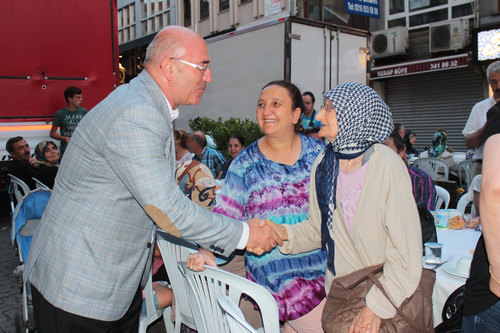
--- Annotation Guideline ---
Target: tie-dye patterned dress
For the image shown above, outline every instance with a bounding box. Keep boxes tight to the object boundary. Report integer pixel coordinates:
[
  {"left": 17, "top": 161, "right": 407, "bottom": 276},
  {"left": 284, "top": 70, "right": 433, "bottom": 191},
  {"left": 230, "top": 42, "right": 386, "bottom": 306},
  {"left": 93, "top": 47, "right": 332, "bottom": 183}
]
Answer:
[{"left": 213, "top": 134, "right": 327, "bottom": 321}]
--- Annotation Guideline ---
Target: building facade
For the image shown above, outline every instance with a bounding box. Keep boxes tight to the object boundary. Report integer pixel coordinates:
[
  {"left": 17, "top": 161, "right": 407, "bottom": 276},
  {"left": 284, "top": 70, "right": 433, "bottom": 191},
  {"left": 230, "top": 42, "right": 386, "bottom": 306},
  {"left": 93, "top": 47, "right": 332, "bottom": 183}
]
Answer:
[{"left": 368, "top": 0, "right": 500, "bottom": 152}]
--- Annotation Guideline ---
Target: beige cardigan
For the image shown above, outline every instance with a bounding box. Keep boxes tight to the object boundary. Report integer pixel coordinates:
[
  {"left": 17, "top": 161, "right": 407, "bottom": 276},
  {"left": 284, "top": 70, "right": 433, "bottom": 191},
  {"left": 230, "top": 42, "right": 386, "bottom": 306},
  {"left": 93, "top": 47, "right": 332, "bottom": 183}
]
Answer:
[{"left": 280, "top": 144, "right": 422, "bottom": 319}]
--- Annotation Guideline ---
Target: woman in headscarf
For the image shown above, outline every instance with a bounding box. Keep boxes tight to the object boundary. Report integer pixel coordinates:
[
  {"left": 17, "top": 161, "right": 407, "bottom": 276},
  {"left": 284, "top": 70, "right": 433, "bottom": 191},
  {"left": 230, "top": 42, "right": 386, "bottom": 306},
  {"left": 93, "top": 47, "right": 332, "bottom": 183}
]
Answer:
[
  {"left": 422, "top": 129, "right": 458, "bottom": 176},
  {"left": 34, "top": 140, "right": 60, "bottom": 189},
  {"left": 274, "top": 82, "right": 423, "bottom": 332},
  {"left": 404, "top": 130, "right": 419, "bottom": 156}
]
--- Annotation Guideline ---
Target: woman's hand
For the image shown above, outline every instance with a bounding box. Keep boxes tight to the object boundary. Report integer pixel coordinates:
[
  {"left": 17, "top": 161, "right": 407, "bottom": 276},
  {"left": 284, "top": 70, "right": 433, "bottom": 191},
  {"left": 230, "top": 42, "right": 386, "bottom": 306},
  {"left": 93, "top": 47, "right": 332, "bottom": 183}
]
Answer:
[
  {"left": 266, "top": 219, "right": 288, "bottom": 241},
  {"left": 186, "top": 247, "right": 216, "bottom": 271},
  {"left": 349, "top": 306, "right": 382, "bottom": 333}
]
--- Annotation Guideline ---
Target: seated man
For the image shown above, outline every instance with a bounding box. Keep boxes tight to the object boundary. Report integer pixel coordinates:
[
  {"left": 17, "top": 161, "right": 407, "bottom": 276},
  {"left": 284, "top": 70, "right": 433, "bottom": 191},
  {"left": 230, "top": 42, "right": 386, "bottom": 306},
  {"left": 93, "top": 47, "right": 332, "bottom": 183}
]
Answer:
[
  {"left": 385, "top": 132, "right": 437, "bottom": 211},
  {"left": 186, "top": 131, "right": 226, "bottom": 177},
  {"left": 6, "top": 136, "right": 38, "bottom": 190}
]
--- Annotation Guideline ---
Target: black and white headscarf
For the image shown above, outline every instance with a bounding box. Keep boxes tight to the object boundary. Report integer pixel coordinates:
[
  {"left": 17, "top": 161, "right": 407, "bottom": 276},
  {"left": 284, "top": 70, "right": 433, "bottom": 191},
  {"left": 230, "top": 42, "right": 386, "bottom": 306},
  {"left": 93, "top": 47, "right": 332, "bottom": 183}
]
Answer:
[{"left": 316, "top": 82, "right": 393, "bottom": 273}]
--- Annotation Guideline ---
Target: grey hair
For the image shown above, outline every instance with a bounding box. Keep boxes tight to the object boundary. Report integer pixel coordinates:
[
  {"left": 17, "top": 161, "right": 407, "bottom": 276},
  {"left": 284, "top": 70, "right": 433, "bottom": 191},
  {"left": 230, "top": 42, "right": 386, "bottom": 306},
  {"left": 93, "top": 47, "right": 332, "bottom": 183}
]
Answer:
[{"left": 487, "top": 61, "right": 500, "bottom": 81}]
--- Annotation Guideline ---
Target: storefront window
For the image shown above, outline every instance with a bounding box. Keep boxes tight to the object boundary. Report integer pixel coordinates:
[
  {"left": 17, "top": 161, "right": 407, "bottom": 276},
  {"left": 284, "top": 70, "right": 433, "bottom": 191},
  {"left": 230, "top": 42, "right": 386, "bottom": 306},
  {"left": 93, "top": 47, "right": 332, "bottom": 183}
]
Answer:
[{"left": 388, "top": 17, "right": 406, "bottom": 28}]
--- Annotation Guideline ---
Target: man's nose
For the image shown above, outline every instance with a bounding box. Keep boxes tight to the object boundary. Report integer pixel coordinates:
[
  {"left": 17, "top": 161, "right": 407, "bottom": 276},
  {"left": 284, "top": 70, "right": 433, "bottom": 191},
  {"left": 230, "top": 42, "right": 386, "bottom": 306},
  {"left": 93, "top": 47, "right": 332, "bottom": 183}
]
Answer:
[{"left": 203, "top": 68, "right": 213, "bottom": 82}]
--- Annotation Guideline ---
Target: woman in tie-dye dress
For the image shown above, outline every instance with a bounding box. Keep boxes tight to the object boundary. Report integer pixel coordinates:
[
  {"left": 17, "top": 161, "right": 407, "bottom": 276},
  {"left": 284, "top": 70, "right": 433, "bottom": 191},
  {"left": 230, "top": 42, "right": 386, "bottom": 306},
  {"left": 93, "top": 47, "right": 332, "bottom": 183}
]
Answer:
[{"left": 213, "top": 80, "right": 327, "bottom": 332}]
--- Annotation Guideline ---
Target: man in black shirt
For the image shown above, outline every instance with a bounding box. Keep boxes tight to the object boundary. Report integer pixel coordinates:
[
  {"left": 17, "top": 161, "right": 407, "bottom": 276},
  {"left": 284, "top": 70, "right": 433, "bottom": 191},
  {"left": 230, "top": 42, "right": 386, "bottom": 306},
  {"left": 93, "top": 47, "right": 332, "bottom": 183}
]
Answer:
[
  {"left": 6, "top": 136, "right": 37, "bottom": 190},
  {"left": 462, "top": 101, "right": 500, "bottom": 332}
]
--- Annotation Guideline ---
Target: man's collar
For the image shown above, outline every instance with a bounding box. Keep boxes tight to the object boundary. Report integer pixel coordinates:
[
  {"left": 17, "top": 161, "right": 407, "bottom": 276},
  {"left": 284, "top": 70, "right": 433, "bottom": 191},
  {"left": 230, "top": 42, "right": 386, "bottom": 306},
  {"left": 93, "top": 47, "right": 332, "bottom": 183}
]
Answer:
[{"left": 163, "top": 95, "right": 179, "bottom": 121}]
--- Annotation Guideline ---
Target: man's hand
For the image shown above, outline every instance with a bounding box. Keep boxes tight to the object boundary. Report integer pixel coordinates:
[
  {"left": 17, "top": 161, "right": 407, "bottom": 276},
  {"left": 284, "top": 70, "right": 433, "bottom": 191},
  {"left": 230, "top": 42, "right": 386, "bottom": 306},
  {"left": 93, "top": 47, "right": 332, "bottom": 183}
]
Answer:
[
  {"left": 349, "top": 306, "right": 381, "bottom": 333},
  {"left": 64, "top": 137, "right": 71, "bottom": 144},
  {"left": 246, "top": 218, "right": 283, "bottom": 255}
]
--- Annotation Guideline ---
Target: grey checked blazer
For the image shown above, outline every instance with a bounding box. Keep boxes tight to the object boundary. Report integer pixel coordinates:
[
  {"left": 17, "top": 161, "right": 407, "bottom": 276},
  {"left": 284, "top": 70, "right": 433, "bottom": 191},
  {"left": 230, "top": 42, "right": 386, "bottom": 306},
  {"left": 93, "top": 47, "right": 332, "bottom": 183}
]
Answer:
[{"left": 24, "top": 71, "right": 243, "bottom": 321}]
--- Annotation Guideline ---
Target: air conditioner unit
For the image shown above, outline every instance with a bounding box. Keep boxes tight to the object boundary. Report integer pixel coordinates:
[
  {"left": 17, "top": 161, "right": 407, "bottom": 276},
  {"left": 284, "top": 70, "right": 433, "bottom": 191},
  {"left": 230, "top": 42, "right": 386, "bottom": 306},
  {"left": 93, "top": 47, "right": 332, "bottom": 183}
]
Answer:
[
  {"left": 429, "top": 19, "right": 469, "bottom": 53},
  {"left": 370, "top": 26, "right": 409, "bottom": 58}
]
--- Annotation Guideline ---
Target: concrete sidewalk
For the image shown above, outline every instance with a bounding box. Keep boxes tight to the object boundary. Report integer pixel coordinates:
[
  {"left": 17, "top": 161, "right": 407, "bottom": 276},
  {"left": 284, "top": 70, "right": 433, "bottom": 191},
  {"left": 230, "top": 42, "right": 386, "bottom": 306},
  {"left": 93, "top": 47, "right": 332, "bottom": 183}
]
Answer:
[{"left": 0, "top": 213, "right": 21, "bottom": 333}]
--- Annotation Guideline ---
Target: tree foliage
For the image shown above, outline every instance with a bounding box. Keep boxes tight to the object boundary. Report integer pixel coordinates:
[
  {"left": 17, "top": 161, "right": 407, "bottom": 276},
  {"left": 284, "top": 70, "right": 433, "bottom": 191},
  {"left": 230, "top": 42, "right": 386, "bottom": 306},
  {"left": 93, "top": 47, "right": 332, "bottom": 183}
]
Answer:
[{"left": 188, "top": 117, "right": 263, "bottom": 158}]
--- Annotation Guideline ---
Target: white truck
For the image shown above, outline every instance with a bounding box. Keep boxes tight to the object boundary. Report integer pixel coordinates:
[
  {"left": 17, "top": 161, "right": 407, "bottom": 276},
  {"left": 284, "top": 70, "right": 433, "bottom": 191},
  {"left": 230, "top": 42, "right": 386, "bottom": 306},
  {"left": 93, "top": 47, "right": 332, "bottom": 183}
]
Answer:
[{"left": 175, "top": 16, "right": 369, "bottom": 129}]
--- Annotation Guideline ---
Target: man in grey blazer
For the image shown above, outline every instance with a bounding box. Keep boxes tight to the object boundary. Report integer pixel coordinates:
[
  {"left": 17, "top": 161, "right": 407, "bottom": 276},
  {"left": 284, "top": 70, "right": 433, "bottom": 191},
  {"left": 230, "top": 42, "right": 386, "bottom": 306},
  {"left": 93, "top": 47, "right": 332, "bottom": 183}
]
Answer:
[{"left": 24, "top": 26, "right": 281, "bottom": 332}]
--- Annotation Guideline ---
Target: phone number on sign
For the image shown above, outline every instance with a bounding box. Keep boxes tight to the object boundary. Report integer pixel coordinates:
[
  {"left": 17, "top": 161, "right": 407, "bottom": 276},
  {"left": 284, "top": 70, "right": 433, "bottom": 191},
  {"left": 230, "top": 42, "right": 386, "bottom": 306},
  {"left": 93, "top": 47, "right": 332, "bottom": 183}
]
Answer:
[{"left": 430, "top": 60, "right": 459, "bottom": 70}]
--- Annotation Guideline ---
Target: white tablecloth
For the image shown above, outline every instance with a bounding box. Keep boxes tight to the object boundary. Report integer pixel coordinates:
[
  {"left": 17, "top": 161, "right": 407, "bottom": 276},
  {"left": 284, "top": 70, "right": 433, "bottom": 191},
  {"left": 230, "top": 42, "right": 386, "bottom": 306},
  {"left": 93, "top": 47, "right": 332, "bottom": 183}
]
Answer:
[{"left": 430, "top": 228, "right": 482, "bottom": 326}]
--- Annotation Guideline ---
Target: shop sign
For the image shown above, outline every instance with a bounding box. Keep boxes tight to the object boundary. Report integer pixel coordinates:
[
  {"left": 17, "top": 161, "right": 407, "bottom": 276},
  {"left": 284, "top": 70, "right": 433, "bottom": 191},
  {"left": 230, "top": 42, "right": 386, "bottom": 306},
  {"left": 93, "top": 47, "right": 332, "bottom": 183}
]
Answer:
[
  {"left": 370, "top": 53, "right": 468, "bottom": 80},
  {"left": 345, "top": 0, "right": 380, "bottom": 18}
]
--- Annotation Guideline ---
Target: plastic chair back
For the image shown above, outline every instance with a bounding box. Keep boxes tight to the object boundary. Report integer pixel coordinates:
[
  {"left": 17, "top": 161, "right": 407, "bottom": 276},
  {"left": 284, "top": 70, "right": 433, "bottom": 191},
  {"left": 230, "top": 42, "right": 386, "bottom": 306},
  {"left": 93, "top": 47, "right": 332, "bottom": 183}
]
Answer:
[
  {"left": 218, "top": 295, "right": 258, "bottom": 333},
  {"left": 179, "top": 262, "right": 280, "bottom": 333},
  {"left": 8, "top": 174, "right": 30, "bottom": 203},
  {"left": 456, "top": 192, "right": 477, "bottom": 217},
  {"left": 156, "top": 231, "right": 198, "bottom": 332},
  {"left": 457, "top": 160, "right": 473, "bottom": 190},
  {"left": 413, "top": 158, "right": 449, "bottom": 180},
  {"left": 32, "top": 178, "right": 51, "bottom": 190},
  {"left": 217, "top": 294, "right": 257, "bottom": 333},
  {"left": 435, "top": 185, "right": 450, "bottom": 210},
  {"left": 139, "top": 270, "right": 174, "bottom": 333}
]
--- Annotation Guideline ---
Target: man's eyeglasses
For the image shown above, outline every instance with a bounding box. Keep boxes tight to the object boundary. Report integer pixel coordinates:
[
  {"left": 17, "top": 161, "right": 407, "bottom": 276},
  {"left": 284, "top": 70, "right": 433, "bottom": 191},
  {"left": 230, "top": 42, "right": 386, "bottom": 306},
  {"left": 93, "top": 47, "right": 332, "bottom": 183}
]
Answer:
[{"left": 170, "top": 57, "right": 210, "bottom": 73}]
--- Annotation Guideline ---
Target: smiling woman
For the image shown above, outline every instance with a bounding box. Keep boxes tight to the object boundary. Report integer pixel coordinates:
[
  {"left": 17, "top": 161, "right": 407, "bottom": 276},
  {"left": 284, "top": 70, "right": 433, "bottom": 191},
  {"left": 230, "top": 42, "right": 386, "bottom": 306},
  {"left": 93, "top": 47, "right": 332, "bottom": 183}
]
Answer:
[
  {"left": 35, "top": 140, "right": 60, "bottom": 189},
  {"left": 207, "top": 80, "right": 327, "bottom": 332}
]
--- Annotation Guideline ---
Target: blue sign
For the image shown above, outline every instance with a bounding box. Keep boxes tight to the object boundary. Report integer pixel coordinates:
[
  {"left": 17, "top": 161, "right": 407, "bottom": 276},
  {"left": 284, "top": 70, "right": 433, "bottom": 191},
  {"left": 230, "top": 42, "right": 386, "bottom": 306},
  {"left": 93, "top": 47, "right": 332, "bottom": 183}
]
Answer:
[{"left": 345, "top": 0, "right": 380, "bottom": 18}]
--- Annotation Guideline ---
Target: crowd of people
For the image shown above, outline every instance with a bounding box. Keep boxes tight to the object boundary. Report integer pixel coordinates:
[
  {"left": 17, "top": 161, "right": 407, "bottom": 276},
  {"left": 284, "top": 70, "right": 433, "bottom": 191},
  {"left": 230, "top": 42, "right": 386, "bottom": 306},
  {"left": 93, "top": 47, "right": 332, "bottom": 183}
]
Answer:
[{"left": 5, "top": 25, "right": 500, "bottom": 333}]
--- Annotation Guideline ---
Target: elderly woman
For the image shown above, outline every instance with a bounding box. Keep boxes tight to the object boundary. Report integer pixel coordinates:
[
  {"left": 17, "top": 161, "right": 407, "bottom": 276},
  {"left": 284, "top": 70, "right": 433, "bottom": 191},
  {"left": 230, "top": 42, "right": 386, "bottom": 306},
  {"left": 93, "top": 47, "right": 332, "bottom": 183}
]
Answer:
[
  {"left": 34, "top": 140, "right": 60, "bottom": 189},
  {"left": 190, "top": 80, "right": 327, "bottom": 332},
  {"left": 273, "top": 83, "right": 423, "bottom": 332}
]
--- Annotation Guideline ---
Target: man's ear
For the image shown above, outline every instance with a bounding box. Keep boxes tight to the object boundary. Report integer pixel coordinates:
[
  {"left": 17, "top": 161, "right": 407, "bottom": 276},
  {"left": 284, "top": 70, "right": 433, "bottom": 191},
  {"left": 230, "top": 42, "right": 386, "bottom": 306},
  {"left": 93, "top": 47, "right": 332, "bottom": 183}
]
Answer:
[{"left": 160, "top": 58, "right": 175, "bottom": 81}]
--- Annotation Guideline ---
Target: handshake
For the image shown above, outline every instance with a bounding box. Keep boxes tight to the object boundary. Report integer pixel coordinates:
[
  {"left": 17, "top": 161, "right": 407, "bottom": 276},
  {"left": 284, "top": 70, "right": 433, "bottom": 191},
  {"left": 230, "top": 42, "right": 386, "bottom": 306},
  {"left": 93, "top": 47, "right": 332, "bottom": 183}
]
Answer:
[{"left": 245, "top": 218, "right": 289, "bottom": 255}]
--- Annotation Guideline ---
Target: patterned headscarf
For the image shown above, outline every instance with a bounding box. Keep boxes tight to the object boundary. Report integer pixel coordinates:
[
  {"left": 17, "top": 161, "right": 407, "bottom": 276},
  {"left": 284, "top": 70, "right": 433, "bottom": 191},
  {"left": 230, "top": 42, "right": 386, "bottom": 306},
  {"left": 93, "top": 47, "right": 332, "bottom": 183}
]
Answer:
[
  {"left": 315, "top": 82, "right": 393, "bottom": 272},
  {"left": 429, "top": 130, "right": 447, "bottom": 157},
  {"left": 35, "top": 141, "right": 59, "bottom": 167}
]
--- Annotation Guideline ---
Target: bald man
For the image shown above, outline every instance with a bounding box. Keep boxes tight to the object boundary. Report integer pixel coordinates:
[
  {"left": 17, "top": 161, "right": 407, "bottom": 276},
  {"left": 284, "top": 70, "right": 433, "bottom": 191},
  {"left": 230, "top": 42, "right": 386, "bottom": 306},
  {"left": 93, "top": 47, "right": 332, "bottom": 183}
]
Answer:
[
  {"left": 187, "top": 130, "right": 226, "bottom": 176},
  {"left": 24, "top": 26, "right": 281, "bottom": 332}
]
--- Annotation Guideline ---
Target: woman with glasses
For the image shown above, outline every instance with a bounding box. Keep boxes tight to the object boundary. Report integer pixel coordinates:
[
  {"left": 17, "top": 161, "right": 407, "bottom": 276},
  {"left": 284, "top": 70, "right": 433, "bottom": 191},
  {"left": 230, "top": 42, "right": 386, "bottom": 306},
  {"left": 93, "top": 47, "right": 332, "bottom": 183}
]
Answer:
[{"left": 273, "top": 82, "right": 424, "bottom": 332}]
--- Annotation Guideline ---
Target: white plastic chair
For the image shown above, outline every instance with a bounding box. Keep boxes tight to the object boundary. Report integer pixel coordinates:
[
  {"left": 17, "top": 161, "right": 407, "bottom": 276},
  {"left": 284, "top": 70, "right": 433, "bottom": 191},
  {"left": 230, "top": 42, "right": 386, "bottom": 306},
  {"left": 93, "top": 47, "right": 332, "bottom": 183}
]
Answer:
[
  {"left": 139, "top": 270, "right": 174, "bottom": 333},
  {"left": 218, "top": 295, "right": 258, "bottom": 333},
  {"left": 32, "top": 178, "right": 51, "bottom": 190},
  {"left": 457, "top": 160, "right": 473, "bottom": 190},
  {"left": 456, "top": 191, "right": 477, "bottom": 217},
  {"left": 435, "top": 185, "right": 450, "bottom": 210},
  {"left": 156, "top": 230, "right": 198, "bottom": 333},
  {"left": 8, "top": 174, "right": 30, "bottom": 204},
  {"left": 413, "top": 158, "right": 449, "bottom": 181},
  {"left": 179, "top": 262, "right": 280, "bottom": 333}
]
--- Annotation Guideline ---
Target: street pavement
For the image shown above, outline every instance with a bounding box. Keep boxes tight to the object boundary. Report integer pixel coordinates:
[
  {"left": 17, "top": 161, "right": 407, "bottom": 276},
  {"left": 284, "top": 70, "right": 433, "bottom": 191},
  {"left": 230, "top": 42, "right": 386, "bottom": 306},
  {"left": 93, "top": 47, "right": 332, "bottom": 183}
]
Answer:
[{"left": 0, "top": 212, "right": 21, "bottom": 333}]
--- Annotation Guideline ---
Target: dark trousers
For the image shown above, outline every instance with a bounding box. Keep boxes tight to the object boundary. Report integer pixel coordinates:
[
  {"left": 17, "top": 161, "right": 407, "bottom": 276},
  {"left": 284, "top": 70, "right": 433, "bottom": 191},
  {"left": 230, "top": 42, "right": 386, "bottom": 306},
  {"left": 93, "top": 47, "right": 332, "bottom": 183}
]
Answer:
[{"left": 31, "top": 285, "right": 142, "bottom": 333}]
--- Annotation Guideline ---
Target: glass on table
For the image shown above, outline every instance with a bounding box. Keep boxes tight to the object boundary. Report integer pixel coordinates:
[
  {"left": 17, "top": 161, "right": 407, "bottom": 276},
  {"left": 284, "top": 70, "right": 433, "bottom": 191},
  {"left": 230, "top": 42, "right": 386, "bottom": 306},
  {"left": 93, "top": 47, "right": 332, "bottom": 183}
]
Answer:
[{"left": 424, "top": 242, "right": 443, "bottom": 264}]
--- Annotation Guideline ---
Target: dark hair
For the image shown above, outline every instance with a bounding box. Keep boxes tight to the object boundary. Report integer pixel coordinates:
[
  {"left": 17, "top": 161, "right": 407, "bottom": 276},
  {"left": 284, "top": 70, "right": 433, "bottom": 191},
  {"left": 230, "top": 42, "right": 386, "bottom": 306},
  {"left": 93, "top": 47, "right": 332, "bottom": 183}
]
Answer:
[
  {"left": 192, "top": 132, "right": 207, "bottom": 148},
  {"left": 262, "top": 80, "right": 304, "bottom": 133},
  {"left": 228, "top": 135, "right": 245, "bottom": 147},
  {"left": 302, "top": 91, "right": 315, "bottom": 103},
  {"left": 394, "top": 123, "right": 404, "bottom": 133},
  {"left": 174, "top": 128, "right": 189, "bottom": 149},
  {"left": 6, "top": 136, "right": 24, "bottom": 154},
  {"left": 64, "top": 86, "right": 82, "bottom": 103},
  {"left": 389, "top": 131, "right": 405, "bottom": 153}
]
